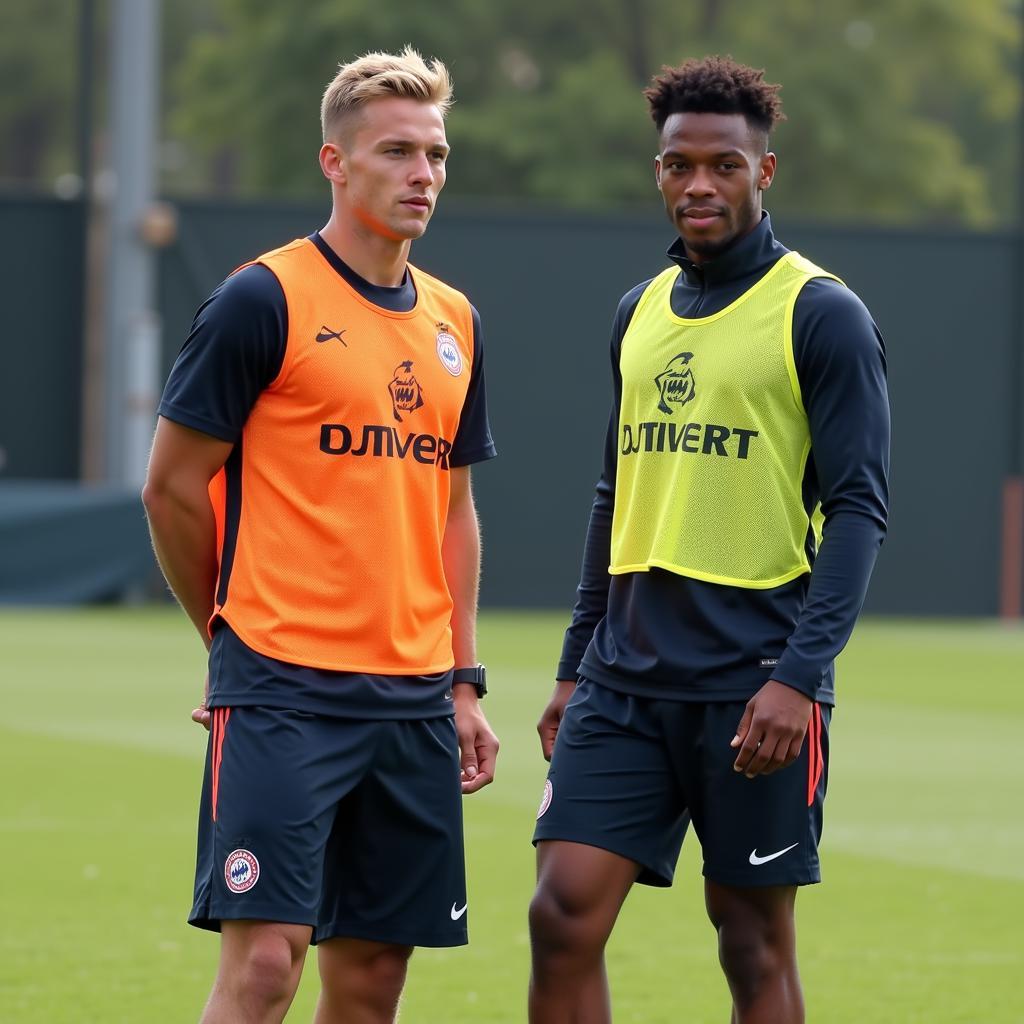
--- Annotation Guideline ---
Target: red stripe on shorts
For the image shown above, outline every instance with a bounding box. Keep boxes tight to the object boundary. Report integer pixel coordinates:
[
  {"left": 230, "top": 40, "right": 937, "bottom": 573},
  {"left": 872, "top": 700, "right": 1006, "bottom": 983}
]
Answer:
[
  {"left": 211, "top": 707, "right": 231, "bottom": 822},
  {"left": 806, "top": 704, "right": 823, "bottom": 806}
]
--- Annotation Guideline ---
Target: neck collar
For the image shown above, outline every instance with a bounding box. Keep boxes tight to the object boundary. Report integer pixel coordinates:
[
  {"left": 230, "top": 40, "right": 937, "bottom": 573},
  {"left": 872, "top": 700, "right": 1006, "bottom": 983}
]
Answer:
[{"left": 667, "top": 213, "right": 781, "bottom": 286}]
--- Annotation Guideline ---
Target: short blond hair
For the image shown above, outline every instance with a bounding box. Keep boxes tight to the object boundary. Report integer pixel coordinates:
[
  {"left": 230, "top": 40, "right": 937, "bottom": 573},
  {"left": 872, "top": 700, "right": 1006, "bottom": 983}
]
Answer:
[{"left": 321, "top": 46, "right": 453, "bottom": 141}]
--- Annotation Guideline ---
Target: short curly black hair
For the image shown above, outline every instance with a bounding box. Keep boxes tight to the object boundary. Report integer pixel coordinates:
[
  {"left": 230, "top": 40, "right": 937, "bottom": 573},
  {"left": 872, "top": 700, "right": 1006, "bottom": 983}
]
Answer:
[{"left": 644, "top": 55, "right": 784, "bottom": 139}]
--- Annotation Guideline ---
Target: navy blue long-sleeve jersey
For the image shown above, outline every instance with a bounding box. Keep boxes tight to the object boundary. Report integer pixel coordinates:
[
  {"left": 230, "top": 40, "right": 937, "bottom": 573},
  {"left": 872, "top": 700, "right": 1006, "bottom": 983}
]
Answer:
[{"left": 558, "top": 214, "right": 890, "bottom": 704}]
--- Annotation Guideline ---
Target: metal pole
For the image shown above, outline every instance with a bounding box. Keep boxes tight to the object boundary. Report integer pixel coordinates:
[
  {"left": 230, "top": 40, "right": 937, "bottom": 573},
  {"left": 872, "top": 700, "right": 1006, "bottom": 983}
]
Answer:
[
  {"left": 76, "top": 0, "right": 95, "bottom": 196},
  {"left": 103, "top": 0, "right": 161, "bottom": 487},
  {"left": 1001, "top": 15, "right": 1024, "bottom": 618},
  {"left": 1015, "top": 9, "right": 1024, "bottom": 479},
  {"left": 77, "top": 0, "right": 102, "bottom": 482}
]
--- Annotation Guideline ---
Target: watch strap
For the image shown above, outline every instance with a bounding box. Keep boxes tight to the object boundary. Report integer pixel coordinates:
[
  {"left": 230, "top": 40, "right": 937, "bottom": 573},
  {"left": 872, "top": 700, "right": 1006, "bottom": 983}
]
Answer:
[{"left": 452, "top": 664, "right": 487, "bottom": 697}]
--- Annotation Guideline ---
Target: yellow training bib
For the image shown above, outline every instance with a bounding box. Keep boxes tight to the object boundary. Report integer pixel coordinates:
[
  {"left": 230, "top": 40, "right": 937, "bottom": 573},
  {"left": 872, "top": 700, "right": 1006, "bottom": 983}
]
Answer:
[{"left": 610, "top": 252, "right": 841, "bottom": 589}]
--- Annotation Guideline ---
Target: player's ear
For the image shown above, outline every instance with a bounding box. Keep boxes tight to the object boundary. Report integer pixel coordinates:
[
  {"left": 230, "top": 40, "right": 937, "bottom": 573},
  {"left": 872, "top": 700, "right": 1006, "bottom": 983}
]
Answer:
[
  {"left": 320, "top": 141, "right": 347, "bottom": 186},
  {"left": 654, "top": 154, "right": 663, "bottom": 189},
  {"left": 759, "top": 151, "right": 776, "bottom": 191}
]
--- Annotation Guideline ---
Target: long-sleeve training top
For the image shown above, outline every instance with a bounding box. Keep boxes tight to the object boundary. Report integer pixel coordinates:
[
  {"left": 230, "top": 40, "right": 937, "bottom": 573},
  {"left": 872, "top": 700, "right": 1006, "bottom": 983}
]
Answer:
[{"left": 557, "top": 214, "right": 890, "bottom": 705}]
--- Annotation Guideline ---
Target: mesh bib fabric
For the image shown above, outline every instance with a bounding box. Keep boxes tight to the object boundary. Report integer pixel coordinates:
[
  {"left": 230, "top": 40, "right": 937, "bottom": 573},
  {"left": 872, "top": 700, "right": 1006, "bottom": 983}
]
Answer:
[
  {"left": 209, "top": 238, "right": 475, "bottom": 672},
  {"left": 610, "top": 252, "right": 841, "bottom": 589}
]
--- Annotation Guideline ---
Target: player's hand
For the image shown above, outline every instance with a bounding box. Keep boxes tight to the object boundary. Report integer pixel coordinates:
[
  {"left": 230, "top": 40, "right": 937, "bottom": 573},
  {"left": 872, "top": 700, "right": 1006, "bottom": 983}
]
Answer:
[
  {"left": 453, "top": 685, "right": 499, "bottom": 794},
  {"left": 731, "top": 679, "right": 812, "bottom": 778},
  {"left": 537, "top": 679, "right": 576, "bottom": 761},
  {"left": 191, "top": 673, "right": 211, "bottom": 730}
]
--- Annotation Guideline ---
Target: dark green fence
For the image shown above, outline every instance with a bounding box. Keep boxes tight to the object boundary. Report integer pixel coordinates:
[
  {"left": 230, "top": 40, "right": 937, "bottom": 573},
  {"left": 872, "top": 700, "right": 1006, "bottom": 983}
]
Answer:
[
  {"left": 0, "top": 197, "right": 86, "bottom": 479},
  {"left": 3, "top": 194, "right": 1022, "bottom": 616}
]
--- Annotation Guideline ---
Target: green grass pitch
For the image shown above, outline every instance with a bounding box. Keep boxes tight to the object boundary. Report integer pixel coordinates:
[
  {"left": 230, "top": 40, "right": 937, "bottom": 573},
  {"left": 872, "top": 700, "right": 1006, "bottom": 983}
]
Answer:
[{"left": 1, "top": 608, "right": 1021, "bottom": 1022}]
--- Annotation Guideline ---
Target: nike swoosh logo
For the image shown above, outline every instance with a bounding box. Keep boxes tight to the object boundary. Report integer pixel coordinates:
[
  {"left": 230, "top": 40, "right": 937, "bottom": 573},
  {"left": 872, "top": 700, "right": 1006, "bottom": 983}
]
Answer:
[
  {"left": 748, "top": 842, "right": 799, "bottom": 866},
  {"left": 450, "top": 902, "right": 468, "bottom": 921}
]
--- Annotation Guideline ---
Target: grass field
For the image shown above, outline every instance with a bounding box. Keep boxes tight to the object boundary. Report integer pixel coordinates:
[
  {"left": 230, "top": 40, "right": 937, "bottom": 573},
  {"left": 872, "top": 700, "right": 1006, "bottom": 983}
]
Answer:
[{"left": 1, "top": 608, "right": 1021, "bottom": 1023}]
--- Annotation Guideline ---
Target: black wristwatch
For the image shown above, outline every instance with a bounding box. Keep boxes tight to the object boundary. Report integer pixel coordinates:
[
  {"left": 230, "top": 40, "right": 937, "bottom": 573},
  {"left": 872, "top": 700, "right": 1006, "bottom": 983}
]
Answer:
[{"left": 452, "top": 664, "right": 487, "bottom": 699}]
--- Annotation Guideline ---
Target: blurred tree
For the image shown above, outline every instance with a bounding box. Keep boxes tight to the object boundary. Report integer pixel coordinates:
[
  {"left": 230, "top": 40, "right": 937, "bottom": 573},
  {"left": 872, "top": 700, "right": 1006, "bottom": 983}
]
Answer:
[
  {"left": 1, "top": 0, "right": 1018, "bottom": 225},
  {"left": 0, "top": 0, "right": 78, "bottom": 184},
  {"left": 703, "top": 0, "right": 1018, "bottom": 225},
  {"left": 0, "top": 0, "right": 214, "bottom": 192},
  {"left": 169, "top": 0, "right": 1021, "bottom": 226}
]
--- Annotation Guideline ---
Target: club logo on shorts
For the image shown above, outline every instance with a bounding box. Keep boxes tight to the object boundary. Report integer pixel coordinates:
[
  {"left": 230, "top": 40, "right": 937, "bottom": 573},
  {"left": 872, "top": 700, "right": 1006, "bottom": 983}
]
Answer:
[
  {"left": 655, "top": 352, "right": 697, "bottom": 414},
  {"left": 536, "top": 779, "right": 553, "bottom": 819},
  {"left": 435, "top": 323, "right": 463, "bottom": 376},
  {"left": 389, "top": 360, "right": 425, "bottom": 422},
  {"left": 224, "top": 849, "right": 260, "bottom": 893}
]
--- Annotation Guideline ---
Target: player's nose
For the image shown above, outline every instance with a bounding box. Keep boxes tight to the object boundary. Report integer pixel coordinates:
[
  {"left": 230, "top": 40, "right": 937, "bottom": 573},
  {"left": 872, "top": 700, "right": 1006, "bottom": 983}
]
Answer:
[
  {"left": 408, "top": 152, "right": 433, "bottom": 184},
  {"left": 685, "top": 167, "right": 716, "bottom": 195}
]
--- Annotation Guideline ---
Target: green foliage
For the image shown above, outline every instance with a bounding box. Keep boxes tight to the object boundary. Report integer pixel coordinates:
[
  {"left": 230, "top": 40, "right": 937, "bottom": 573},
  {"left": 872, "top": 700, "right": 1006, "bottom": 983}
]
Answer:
[
  {"left": 1, "top": 0, "right": 1020, "bottom": 224},
  {"left": 167, "top": 0, "right": 1021, "bottom": 226},
  {"left": 0, "top": 0, "right": 216, "bottom": 191},
  {"left": 690, "top": 0, "right": 1016, "bottom": 223},
  {"left": 0, "top": 0, "right": 79, "bottom": 182},
  {"left": 447, "top": 52, "right": 656, "bottom": 205}
]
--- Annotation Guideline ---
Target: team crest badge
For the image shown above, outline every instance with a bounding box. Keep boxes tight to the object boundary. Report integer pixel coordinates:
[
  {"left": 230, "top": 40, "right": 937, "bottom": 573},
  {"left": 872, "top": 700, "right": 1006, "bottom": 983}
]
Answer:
[
  {"left": 536, "top": 779, "right": 553, "bottom": 820},
  {"left": 389, "top": 360, "right": 425, "bottom": 422},
  {"left": 224, "top": 849, "right": 260, "bottom": 893},
  {"left": 435, "top": 322, "right": 463, "bottom": 376},
  {"left": 654, "top": 352, "right": 697, "bottom": 414}
]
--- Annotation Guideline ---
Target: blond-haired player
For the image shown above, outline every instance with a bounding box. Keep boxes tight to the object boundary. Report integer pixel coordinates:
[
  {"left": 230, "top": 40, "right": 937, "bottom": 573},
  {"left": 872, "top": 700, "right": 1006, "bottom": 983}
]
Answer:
[{"left": 144, "top": 48, "right": 498, "bottom": 1024}]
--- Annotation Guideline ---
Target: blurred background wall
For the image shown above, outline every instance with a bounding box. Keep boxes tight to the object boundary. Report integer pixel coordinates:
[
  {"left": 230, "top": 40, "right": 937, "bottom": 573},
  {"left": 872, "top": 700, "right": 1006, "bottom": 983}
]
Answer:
[{"left": 1, "top": 0, "right": 1022, "bottom": 615}]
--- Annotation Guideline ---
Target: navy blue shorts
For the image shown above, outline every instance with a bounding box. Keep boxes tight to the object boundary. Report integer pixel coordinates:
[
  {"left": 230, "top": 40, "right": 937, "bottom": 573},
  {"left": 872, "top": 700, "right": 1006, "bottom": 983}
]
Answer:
[
  {"left": 189, "top": 706, "right": 468, "bottom": 947},
  {"left": 533, "top": 679, "right": 829, "bottom": 888}
]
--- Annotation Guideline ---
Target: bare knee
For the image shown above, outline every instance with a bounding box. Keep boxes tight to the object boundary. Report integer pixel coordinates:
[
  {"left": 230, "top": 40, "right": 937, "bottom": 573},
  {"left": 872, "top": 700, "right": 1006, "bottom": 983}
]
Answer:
[
  {"left": 530, "top": 841, "right": 638, "bottom": 1000},
  {"left": 318, "top": 940, "right": 413, "bottom": 1013},
  {"left": 214, "top": 924, "right": 308, "bottom": 1013},
  {"left": 717, "top": 919, "right": 779, "bottom": 987},
  {"left": 530, "top": 882, "right": 577, "bottom": 952},
  {"left": 357, "top": 943, "right": 412, "bottom": 998},
  {"left": 706, "top": 884, "right": 797, "bottom": 997},
  {"left": 243, "top": 939, "right": 302, "bottom": 1001},
  {"left": 531, "top": 843, "right": 637, "bottom": 959},
  {"left": 529, "top": 879, "right": 610, "bottom": 962}
]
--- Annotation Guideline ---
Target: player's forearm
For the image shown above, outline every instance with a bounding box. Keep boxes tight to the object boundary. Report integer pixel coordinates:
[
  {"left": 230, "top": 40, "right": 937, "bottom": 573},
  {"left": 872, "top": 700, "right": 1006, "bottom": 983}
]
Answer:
[
  {"left": 772, "top": 510, "right": 884, "bottom": 697},
  {"left": 442, "top": 482, "right": 482, "bottom": 668},
  {"left": 142, "top": 481, "right": 219, "bottom": 648},
  {"left": 556, "top": 404, "right": 618, "bottom": 679},
  {"left": 556, "top": 490, "right": 613, "bottom": 679},
  {"left": 780, "top": 281, "right": 890, "bottom": 697}
]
